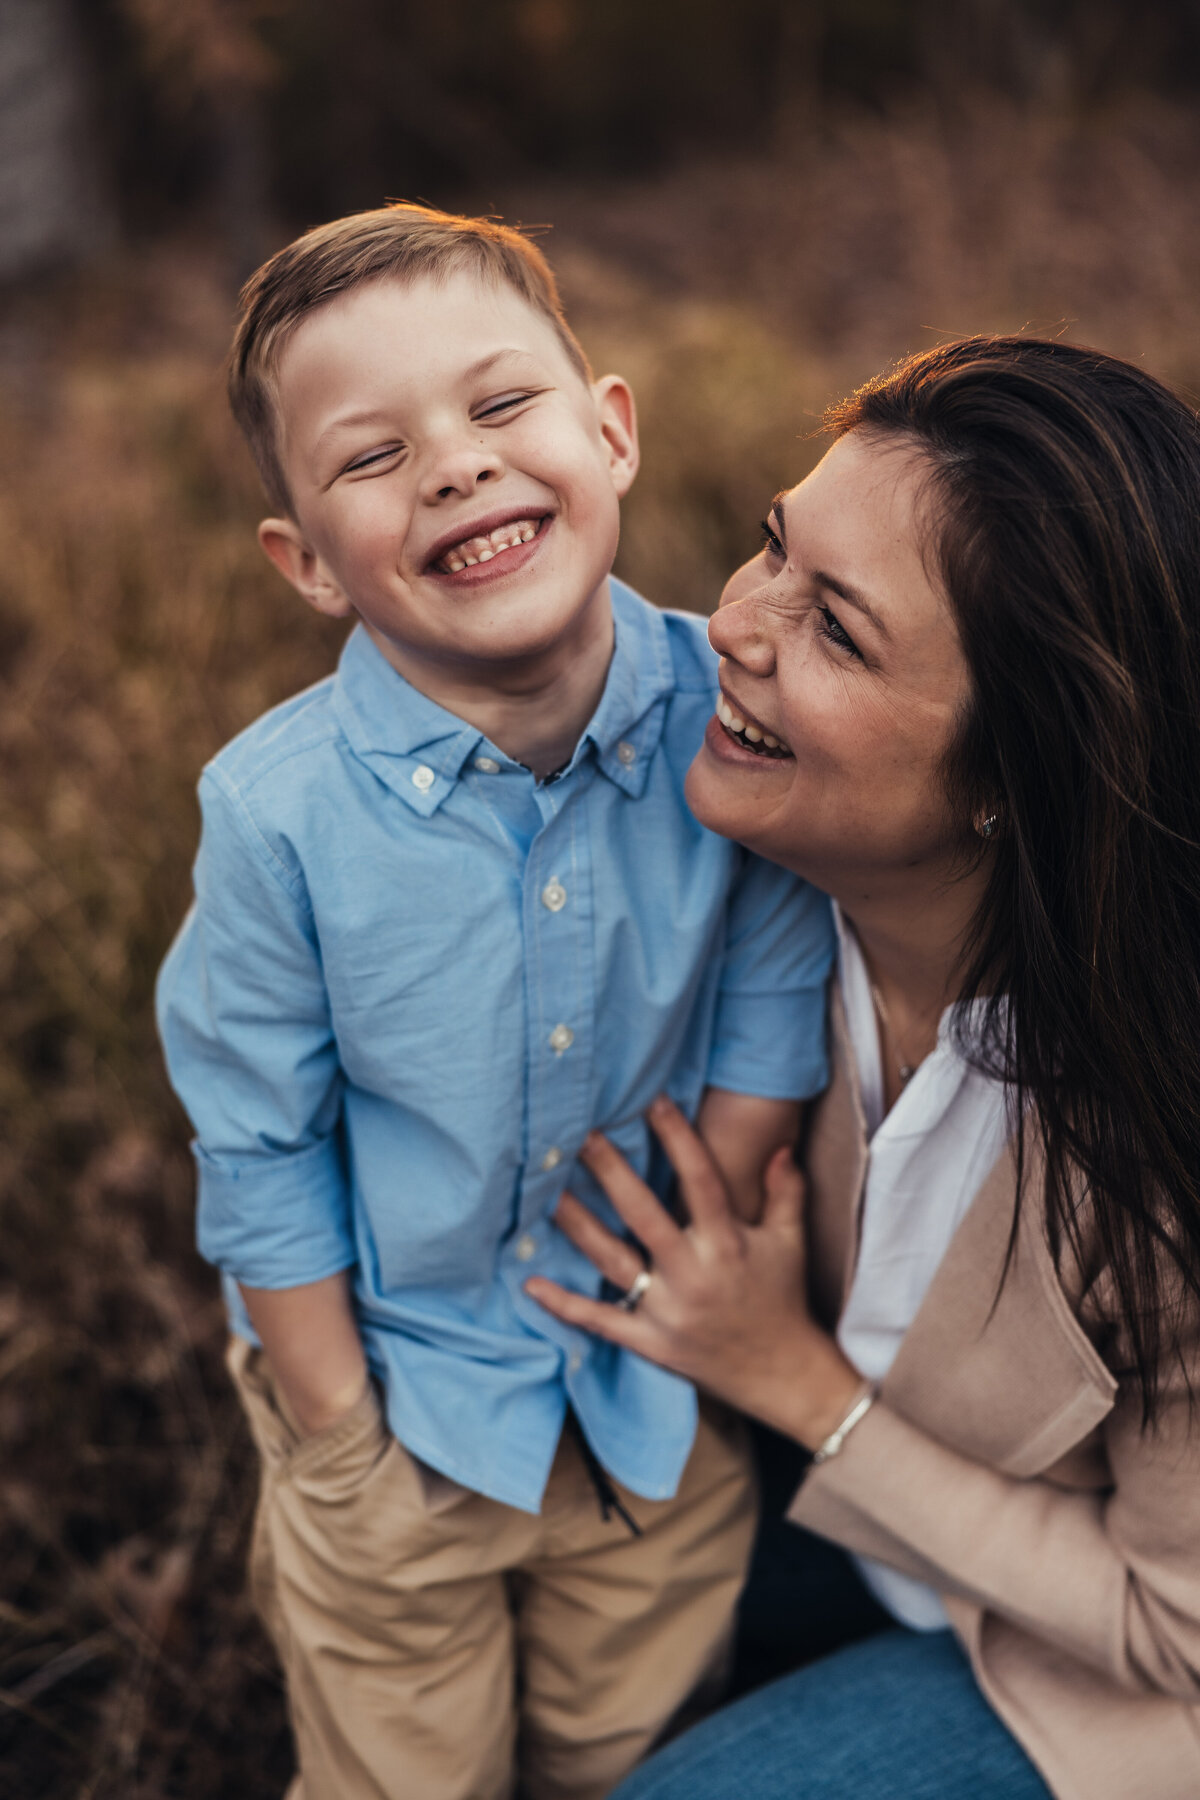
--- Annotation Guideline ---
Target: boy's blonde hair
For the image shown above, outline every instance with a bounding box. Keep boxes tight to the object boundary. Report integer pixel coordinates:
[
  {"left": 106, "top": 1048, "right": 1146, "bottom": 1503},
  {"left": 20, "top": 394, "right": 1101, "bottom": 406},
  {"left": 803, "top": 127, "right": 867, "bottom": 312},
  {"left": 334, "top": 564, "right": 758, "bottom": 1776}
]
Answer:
[{"left": 228, "top": 202, "right": 592, "bottom": 516}]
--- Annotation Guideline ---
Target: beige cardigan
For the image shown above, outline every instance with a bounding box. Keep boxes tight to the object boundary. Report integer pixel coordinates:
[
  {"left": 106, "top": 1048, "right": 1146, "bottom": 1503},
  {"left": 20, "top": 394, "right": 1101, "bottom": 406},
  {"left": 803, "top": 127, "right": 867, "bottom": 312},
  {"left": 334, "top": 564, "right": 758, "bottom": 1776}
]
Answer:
[{"left": 789, "top": 991, "right": 1200, "bottom": 1800}]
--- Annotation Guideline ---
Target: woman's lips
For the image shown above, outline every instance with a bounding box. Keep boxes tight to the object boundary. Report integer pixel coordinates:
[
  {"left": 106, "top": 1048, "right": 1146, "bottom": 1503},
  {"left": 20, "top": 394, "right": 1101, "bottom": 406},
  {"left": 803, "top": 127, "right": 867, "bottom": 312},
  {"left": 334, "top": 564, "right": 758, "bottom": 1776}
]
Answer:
[
  {"left": 715, "top": 692, "right": 792, "bottom": 758},
  {"left": 703, "top": 713, "right": 794, "bottom": 768}
]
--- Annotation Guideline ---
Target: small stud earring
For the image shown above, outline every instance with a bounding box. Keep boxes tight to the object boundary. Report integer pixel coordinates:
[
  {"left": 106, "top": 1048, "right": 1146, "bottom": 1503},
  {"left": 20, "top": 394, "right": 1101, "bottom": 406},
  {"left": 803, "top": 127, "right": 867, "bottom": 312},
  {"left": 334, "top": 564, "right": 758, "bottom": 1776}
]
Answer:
[{"left": 975, "top": 810, "right": 999, "bottom": 840}]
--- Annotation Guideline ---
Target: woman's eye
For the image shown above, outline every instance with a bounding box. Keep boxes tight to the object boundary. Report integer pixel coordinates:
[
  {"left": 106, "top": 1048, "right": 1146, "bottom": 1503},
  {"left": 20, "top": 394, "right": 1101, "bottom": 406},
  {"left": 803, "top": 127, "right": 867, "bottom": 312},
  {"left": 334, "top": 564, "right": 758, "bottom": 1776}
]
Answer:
[
  {"left": 818, "top": 606, "right": 863, "bottom": 660},
  {"left": 759, "top": 518, "right": 785, "bottom": 560}
]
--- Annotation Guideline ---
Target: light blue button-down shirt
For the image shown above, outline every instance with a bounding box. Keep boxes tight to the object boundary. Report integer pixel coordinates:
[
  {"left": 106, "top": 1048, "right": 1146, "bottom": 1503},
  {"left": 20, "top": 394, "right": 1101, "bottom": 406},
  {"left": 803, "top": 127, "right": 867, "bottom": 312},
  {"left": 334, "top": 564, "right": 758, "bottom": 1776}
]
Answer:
[{"left": 157, "top": 582, "right": 834, "bottom": 1512}]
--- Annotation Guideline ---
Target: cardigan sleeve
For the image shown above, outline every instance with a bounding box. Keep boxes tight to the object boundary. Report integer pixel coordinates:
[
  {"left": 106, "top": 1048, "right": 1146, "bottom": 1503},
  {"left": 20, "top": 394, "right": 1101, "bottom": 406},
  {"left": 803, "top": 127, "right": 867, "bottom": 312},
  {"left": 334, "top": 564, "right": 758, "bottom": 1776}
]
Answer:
[{"left": 788, "top": 1308, "right": 1200, "bottom": 1699}]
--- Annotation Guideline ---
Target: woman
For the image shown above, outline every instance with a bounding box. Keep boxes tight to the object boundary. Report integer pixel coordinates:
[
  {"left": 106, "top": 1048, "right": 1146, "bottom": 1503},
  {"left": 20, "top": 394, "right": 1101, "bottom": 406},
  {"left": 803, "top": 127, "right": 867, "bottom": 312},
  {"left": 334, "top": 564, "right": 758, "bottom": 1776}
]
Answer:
[{"left": 528, "top": 336, "right": 1200, "bottom": 1799}]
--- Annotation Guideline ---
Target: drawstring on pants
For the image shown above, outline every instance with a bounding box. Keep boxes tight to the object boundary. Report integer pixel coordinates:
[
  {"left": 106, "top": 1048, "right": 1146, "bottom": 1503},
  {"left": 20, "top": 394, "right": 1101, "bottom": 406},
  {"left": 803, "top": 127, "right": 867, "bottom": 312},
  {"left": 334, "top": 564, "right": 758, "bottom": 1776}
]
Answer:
[{"left": 566, "top": 1411, "right": 643, "bottom": 1537}]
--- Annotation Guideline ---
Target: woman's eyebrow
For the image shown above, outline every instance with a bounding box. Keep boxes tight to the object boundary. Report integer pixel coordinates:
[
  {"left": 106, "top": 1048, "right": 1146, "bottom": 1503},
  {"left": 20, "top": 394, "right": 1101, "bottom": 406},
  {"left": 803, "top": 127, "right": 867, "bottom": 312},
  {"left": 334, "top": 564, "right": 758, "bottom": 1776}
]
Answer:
[
  {"left": 814, "top": 570, "right": 890, "bottom": 640},
  {"left": 770, "top": 493, "right": 890, "bottom": 641}
]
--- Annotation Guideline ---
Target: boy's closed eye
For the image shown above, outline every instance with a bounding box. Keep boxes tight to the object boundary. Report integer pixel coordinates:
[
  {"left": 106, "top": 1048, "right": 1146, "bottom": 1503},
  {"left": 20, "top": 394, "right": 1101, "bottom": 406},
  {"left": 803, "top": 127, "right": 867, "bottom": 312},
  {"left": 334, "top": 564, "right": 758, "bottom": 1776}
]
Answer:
[
  {"left": 343, "top": 444, "right": 407, "bottom": 475},
  {"left": 473, "top": 389, "right": 544, "bottom": 420},
  {"left": 339, "top": 390, "right": 545, "bottom": 476}
]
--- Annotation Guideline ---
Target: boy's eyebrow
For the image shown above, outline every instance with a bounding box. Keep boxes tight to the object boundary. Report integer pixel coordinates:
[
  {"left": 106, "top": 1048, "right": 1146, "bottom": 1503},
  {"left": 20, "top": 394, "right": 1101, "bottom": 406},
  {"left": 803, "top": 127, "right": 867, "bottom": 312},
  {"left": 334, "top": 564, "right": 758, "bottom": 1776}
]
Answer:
[
  {"left": 314, "top": 349, "right": 544, "bottom": 452},
  {"left": 462, "top": 347, "right": 543, "bottom": 381}
]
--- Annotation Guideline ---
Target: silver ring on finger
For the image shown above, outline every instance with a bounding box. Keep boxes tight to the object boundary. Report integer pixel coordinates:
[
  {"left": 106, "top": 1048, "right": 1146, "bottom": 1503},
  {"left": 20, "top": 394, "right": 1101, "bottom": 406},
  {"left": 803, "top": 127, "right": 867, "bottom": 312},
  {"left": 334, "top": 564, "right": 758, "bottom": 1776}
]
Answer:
[{"left": 615, "top": 1268, "right": 653, "bottom": 1313}]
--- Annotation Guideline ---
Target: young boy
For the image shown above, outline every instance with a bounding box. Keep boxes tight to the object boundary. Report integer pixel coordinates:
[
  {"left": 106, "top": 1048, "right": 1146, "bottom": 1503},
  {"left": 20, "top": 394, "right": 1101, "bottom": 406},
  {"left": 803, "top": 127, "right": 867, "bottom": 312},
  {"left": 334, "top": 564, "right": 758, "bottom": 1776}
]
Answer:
[{"left": 157, "top": 203, "right": 833, "bottom": 1800}]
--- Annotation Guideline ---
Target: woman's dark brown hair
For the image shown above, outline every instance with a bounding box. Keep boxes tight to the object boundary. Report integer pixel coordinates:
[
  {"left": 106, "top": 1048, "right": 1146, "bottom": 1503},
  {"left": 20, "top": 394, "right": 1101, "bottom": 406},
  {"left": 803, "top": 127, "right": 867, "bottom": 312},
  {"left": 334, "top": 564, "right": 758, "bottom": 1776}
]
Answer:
[{"left": 827, "top": 335, "right": 1200, "bottom": 1421}]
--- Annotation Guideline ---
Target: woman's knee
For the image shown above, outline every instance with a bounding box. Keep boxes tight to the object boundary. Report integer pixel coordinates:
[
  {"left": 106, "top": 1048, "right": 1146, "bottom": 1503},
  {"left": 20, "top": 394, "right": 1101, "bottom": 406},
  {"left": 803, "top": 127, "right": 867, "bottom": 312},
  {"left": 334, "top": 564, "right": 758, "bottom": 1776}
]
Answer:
[{"left": 611, "top": 1631, "right": 1051, "bottom": 1800}]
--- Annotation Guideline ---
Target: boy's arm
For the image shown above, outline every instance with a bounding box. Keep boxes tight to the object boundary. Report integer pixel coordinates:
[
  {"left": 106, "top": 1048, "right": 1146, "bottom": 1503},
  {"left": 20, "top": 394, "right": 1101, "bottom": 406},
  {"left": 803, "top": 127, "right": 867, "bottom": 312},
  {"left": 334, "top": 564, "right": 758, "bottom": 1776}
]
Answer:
[
  {"left": 697, "top": 1087, "right": 804, "bottom": 1223},
  {"left": 239, "top": 1272, "right": 369, "bottom": 1435},
  {"left": 699, "top": 849, "right": 835, "bottom": 1217},
  {"left": 158, "top": 771, "right": 364, "bottom": 1426}
]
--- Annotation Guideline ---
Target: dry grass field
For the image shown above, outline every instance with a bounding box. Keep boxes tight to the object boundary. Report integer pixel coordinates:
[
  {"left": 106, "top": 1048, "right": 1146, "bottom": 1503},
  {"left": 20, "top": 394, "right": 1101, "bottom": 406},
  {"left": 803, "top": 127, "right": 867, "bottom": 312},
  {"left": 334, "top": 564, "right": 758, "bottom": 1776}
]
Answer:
[{"left": 3, "top": 93, "right": 1200, "bottom": 1797}]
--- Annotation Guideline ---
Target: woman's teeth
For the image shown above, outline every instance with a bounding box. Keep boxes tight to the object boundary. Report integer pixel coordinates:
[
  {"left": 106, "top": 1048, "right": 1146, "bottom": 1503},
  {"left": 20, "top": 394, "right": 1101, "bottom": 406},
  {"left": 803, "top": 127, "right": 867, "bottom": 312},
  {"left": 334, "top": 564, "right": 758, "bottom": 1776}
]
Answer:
[
  {"left": 715, "top": 694, "right": 790, "bottom": 757},
  {"left": 437, "top": 518, "right": 540, "bottom": 572}
]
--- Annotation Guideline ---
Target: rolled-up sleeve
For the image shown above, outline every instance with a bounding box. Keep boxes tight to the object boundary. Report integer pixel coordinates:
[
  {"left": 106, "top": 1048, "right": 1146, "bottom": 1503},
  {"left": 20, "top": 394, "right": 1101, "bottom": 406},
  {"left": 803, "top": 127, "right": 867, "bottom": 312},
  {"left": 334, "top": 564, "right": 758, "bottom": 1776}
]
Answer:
[
  {"left": 707, "top": 853, "right": 835, "bottom": 1100},
  {"left": 156, "top": 768, "right": 354, "bottom": 1288}
]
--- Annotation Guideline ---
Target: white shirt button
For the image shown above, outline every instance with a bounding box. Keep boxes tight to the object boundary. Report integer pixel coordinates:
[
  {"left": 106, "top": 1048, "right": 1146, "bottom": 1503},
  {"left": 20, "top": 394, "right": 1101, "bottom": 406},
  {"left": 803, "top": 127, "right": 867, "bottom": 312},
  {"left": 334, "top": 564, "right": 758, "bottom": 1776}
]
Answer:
[
  {"left": 616, "top": 740, "right": 637, "bottom": 766},
  {"left": 474, "top": 755, "right": 500, "bottom": 774},
  {"left": 567, "top": 1351, "right": 582, "bottom": 1375},
  {"left": 540, "top": 1146, "right": 563, "bottom": 1171},
  {"left": 548, "top": 1023, "right": 574, "bottom": 1054},
  {"left": 541, "top": 879, "right": 567, "bottom": 912},
  {"left": 412, "top": 764, "right": 435, "bottom": 791},
  {"left": 515, "top": 1233, "right": 537, "bottom": 1262}
]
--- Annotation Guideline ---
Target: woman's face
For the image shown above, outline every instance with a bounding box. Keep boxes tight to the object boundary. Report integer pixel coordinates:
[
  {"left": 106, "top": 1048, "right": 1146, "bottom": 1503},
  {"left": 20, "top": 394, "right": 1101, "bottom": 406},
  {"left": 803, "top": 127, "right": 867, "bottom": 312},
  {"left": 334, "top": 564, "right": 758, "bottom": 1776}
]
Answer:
[{"left": 685, "top": 431, "right": 974, "bottom": 894}]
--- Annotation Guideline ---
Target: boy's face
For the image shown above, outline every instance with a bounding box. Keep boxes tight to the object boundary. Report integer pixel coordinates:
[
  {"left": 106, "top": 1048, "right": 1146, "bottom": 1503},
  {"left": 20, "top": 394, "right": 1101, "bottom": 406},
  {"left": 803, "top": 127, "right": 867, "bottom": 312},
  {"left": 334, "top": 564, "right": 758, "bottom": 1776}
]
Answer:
[{"left": 259, "top": 273, "right": 638, "bottom": 679}]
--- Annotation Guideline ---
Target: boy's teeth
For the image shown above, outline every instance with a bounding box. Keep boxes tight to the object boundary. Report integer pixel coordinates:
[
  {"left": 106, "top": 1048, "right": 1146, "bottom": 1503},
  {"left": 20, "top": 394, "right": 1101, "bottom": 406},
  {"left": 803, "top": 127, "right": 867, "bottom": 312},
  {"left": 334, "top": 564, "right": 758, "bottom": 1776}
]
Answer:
[
  {"left": 728, "top": 712, "right": 746, "bottom": 734},
  {"left": 437, "top": 517, "right": 540, "bottom": 570},
  {"left": 763, "top": 734, "right": 778, "bottom": 749},
  {"left": 743, "top": 724, "right": 762, "bottom": 742}
]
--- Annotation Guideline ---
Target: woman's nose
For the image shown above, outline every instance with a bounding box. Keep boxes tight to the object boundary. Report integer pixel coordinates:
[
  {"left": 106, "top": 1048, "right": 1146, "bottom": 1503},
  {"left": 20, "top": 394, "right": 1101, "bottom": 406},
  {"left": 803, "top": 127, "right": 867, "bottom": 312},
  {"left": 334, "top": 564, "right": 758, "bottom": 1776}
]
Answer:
[
  {"left": 707, "top": 589, "right": 777, "bottom": 676},
  {"left": 419, "top": 434, "right": 505, "bottom": 503}
]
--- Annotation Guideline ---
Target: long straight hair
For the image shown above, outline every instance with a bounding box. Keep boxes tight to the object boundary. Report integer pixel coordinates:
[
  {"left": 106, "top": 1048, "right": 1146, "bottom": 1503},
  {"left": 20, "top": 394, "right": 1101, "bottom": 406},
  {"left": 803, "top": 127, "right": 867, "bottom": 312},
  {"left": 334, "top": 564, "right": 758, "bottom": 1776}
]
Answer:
[{"left": 827, "top": 337, "right": 1200, "bottom": 1421}]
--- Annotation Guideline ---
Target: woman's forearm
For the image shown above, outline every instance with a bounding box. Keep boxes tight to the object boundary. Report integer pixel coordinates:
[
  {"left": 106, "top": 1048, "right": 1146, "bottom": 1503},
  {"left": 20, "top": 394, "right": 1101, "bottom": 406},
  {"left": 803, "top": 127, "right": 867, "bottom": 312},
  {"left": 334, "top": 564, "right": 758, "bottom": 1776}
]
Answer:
[
  {"left": 239, "top": 1269, "right": 368, "bottom": 1436},
  {"left": 792, "top": 1394, "right": 1200, "bottom": 1702}
]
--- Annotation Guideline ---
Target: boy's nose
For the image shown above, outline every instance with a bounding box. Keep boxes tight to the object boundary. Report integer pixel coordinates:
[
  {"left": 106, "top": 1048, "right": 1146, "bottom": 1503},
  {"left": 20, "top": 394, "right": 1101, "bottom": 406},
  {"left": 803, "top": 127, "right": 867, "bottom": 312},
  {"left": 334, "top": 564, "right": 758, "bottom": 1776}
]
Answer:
[{"left": 420, "top": 437, "right": 506, "bottom": 503}]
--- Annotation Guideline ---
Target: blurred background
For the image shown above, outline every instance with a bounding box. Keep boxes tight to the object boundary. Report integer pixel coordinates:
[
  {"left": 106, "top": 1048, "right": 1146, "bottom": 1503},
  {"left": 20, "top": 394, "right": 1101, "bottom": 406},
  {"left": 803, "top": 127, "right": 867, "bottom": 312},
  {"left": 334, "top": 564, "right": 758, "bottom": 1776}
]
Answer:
[{"left": 3, "top": 1, "right": 1200, "bottom": 1793}]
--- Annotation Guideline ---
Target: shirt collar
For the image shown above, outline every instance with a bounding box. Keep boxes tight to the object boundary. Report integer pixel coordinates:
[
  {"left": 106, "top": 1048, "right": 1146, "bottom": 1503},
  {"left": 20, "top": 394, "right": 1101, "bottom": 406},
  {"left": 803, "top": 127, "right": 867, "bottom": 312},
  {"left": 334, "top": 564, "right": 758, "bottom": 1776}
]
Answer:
[
  {"left": 331, "top": 580, "right": 676, "bottom": 814},
  {"left": 579, "top": 578, "right": 674, "bottom": 798}
]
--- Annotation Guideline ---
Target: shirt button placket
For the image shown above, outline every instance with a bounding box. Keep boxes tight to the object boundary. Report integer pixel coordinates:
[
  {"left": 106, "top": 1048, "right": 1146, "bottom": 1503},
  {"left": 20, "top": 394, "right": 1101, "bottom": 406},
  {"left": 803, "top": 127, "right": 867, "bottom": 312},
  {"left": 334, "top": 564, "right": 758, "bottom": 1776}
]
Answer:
[{"left": 527, "top": 796, "right": 588, "bottom": 1251}]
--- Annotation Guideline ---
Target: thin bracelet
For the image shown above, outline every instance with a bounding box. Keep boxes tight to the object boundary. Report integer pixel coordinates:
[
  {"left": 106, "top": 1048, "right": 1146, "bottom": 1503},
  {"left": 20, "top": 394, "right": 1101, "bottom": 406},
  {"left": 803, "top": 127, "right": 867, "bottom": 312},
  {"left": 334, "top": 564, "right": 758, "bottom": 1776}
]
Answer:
[{"left": 811, "top": 1382, "right": 879, "bottom": 1467}]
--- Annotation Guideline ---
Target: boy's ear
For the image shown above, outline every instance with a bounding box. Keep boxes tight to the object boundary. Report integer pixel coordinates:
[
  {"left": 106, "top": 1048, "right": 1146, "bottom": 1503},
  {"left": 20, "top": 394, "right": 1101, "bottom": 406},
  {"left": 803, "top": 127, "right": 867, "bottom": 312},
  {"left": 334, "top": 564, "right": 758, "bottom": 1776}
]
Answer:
[
  {"left": 592, "top": 375, "right": 639, "bottom": 499},
  {"left": 258, "top": 518, "right": 354, "bottom": 620}
]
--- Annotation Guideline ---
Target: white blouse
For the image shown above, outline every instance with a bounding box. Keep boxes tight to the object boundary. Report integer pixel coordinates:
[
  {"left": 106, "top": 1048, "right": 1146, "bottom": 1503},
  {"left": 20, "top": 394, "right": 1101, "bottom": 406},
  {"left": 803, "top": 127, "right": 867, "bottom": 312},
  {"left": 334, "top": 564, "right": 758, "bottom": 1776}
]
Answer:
[{"left": 833, "top": 906, "right": 1011, "bottom": 1630}]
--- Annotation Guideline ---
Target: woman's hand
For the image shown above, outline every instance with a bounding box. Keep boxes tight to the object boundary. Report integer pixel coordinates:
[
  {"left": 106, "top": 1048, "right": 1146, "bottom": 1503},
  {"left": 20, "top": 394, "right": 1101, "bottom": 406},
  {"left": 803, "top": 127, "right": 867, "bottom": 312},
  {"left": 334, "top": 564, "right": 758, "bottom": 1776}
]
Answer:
[{"left": 526, "top": 1096, "right": 863, "bottom": 1451}]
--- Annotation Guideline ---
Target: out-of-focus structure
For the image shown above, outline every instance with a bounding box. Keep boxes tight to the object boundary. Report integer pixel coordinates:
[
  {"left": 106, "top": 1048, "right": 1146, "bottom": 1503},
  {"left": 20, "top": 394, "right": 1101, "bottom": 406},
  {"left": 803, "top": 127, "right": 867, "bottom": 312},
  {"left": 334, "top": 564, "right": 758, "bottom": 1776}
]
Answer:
[{"left": 0, "top": 0, "right": 113, "bottom": 279}]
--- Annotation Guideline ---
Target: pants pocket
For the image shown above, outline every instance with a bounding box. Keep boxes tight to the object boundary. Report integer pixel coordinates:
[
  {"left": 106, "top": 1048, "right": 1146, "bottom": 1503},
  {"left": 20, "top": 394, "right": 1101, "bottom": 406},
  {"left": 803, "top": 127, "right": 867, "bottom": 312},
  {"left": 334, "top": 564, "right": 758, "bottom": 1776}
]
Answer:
[{"left": 226, "top": 1335, "right": 391, "bottom": 1497}]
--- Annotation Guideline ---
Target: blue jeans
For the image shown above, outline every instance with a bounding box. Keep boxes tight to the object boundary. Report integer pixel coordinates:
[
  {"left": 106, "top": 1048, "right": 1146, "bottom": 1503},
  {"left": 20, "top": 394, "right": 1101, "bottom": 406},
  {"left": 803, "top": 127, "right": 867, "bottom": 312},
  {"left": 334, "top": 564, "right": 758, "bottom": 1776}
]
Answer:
[
  {"left": 610, "top": 1425, "right": 1052, "bottom": 1800},
  {"left": 610, "top": 1631, "right": 1052, "bottom": 1799}
]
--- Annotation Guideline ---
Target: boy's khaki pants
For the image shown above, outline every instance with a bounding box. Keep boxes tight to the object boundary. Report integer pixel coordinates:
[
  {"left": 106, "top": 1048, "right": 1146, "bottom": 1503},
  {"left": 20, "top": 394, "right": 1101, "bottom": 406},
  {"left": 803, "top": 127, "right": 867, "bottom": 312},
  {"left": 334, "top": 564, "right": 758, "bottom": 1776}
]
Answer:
[{"left": 229, "top": 1339, "right": 756, "bottom": 1800}]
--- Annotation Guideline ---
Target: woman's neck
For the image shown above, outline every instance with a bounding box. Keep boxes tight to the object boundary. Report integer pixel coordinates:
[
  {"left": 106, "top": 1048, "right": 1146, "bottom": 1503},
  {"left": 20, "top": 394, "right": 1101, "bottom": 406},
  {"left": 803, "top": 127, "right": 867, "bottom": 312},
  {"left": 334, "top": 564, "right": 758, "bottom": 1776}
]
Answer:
[
  {"left": 834, "top": 863, "right": 988, "bottom": 1109},
  {"left": 835, "top": 858, "right": 989, "bottom": 1019}
]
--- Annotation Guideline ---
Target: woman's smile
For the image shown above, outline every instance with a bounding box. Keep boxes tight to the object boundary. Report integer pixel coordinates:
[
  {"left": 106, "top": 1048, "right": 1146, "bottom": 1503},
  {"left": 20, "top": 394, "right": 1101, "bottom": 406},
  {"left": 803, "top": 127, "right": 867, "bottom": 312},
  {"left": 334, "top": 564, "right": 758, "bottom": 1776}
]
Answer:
[{"left": 713, "top": 689, "right": 793, "bottom": 757}]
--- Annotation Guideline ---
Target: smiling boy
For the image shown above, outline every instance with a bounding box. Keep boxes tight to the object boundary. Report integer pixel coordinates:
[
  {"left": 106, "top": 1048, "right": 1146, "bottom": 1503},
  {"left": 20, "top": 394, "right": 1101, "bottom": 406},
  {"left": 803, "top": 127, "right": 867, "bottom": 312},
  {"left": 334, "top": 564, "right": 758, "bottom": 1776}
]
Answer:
[{"left": 157, "top": 204, "right": 834, "bottom": 1800}]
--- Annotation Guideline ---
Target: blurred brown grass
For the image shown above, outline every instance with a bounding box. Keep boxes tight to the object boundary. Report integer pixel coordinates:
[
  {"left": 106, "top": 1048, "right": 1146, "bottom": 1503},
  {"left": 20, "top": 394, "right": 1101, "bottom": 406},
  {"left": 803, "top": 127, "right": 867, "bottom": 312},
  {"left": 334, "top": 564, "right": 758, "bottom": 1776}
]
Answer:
[{"left": 4, "top": 95, "right": 1200, "bottom": 1796}]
